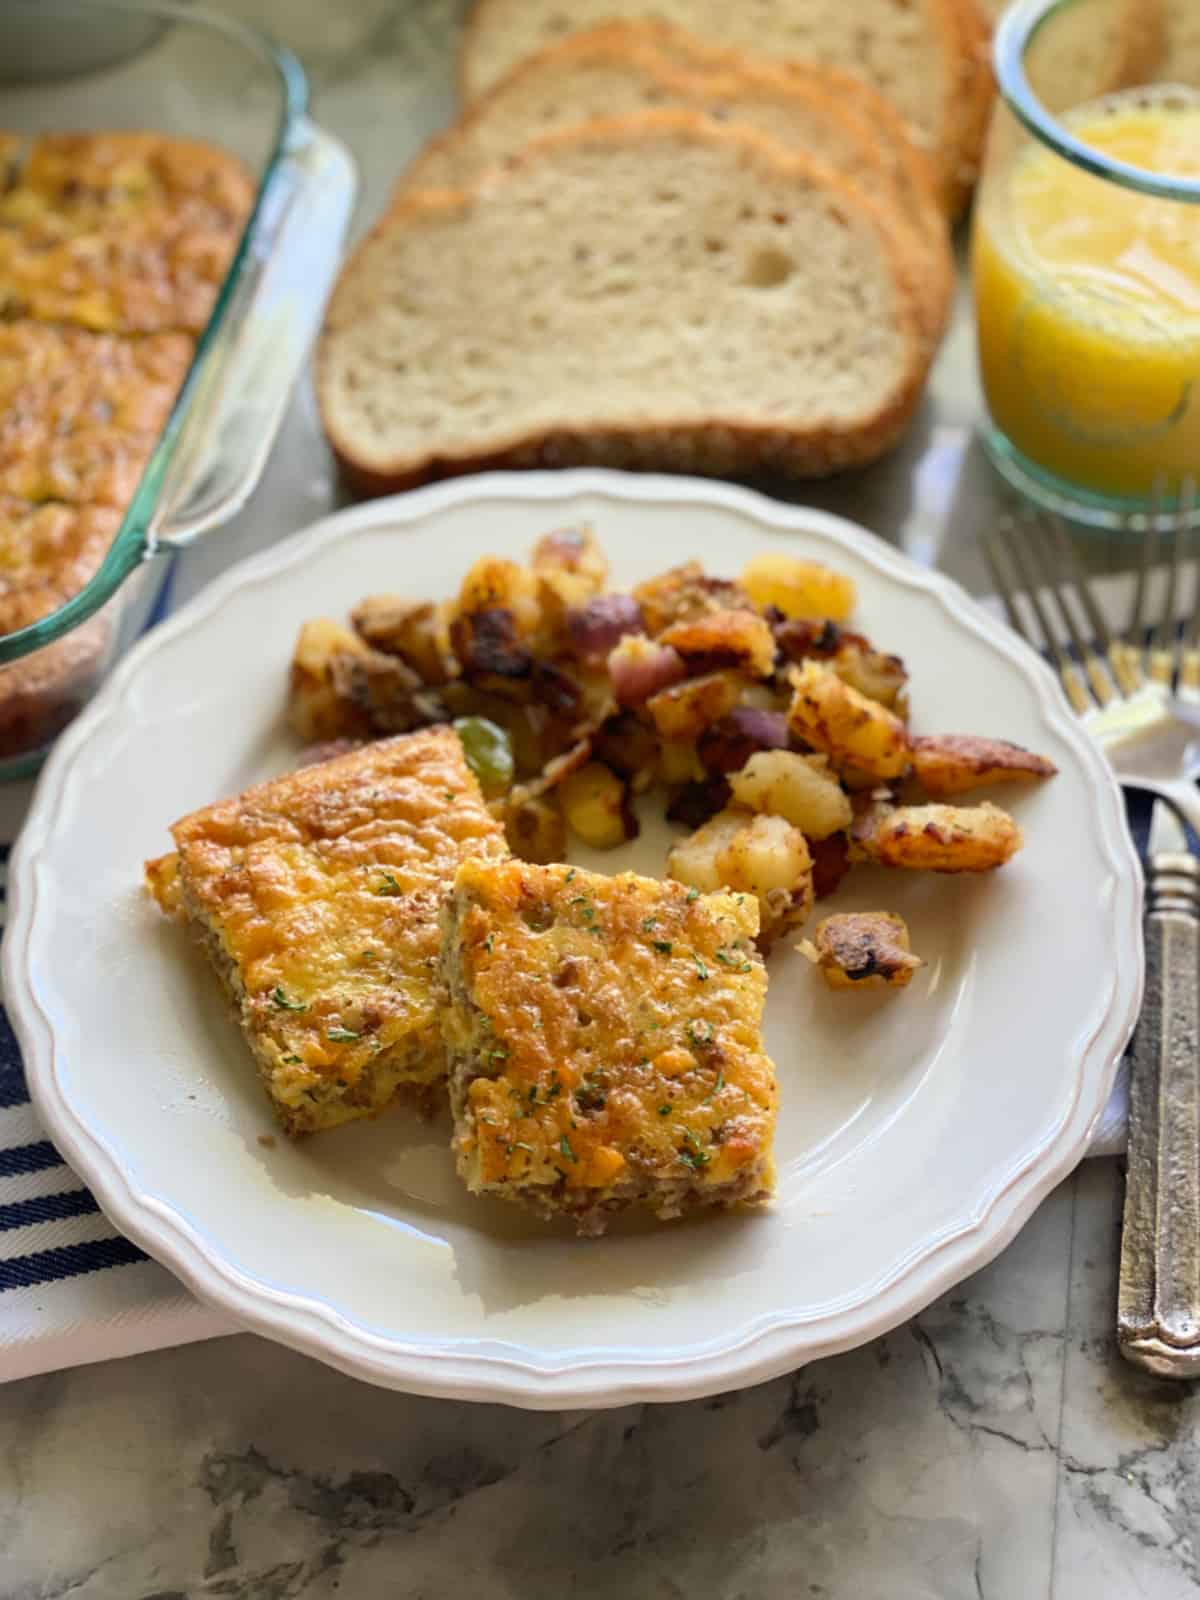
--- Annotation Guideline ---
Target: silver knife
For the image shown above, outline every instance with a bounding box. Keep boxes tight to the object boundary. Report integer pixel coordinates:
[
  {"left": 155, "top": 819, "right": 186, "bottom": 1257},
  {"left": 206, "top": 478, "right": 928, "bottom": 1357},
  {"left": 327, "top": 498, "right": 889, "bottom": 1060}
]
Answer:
[{"left": 1118, "top": 797, "right": 1200, "bottom": 1377}]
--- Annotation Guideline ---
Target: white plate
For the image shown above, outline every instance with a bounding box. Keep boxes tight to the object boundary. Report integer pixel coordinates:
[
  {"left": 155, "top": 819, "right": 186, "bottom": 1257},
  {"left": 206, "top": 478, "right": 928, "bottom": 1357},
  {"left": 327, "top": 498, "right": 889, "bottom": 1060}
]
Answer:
[{"left": 5, "top": 471, "right": 1141, "bottom": 1408}]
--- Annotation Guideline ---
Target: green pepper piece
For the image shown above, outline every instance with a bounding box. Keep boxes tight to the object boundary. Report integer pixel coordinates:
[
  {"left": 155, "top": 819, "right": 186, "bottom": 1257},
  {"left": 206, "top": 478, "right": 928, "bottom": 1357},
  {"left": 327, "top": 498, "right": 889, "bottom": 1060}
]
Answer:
[{"left": 453, "top": 716, "right": 515, "bottom": 798}]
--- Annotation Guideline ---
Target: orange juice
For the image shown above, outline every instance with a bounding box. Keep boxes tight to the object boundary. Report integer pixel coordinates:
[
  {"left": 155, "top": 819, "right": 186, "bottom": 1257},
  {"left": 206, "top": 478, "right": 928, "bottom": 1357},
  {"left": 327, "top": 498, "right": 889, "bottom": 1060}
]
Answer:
[{"left": 973, "top": 89, "right": 1200, "bottom": 503}]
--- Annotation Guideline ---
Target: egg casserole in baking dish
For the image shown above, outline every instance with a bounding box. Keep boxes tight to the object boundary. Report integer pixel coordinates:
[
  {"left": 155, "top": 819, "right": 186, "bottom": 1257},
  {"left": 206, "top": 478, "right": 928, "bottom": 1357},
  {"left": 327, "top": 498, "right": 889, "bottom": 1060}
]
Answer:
[
  {"left": 0, "top": 130, "right": 253, "bottom": 762},
  {"left": 146, "top": 729, "right": 508, "bottom": 1136},
  {"left": 440, "top": 857, "right": 777, "bottom": 1235}
]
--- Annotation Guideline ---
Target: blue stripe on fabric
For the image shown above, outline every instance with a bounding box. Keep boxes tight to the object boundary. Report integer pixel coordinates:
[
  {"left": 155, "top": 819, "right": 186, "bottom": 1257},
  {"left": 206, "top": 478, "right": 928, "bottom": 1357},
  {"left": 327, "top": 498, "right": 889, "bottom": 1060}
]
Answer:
[
  {"left": 0, "top": 1188, "right": 99, "bottom": 1231},
  {"left": 0, "top": 1006, "right": 30, "bottom": 1109},
  {"left": 0, "top": 1234, "right": 146, "bottom": 1291},
  {"left": 0, "top": 1140, "right": 63, "bottom": 1178}
]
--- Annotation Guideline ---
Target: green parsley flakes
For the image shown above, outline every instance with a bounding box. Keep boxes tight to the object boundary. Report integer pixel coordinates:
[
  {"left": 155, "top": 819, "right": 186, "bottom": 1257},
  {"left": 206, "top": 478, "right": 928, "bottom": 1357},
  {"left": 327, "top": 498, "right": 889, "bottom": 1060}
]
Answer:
[
  {"left": 374, "top": 870, "right": 402, "bottom": 897},
  {"left": 326, "top": 1027, "right": 361, "bottom": 1043},
  {"left": 559, "top": 1134, "right": 577, "bottom": 1163},
  {"left": 652, "top": 939, "right": 673, "bottom": 956},
  {"left": 693, "top": 954, "right": 710, "bottom": 982},
  {"left": 271, "top": 987, "right": 306, "bottom": 1012}
]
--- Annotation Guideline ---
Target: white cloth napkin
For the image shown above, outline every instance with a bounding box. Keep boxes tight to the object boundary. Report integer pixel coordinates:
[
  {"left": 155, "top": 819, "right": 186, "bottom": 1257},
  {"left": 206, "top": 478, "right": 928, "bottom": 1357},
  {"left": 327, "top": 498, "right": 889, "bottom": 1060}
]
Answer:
[{"left": 0, "top": 552, "right": 1142, "bottom": 1384}]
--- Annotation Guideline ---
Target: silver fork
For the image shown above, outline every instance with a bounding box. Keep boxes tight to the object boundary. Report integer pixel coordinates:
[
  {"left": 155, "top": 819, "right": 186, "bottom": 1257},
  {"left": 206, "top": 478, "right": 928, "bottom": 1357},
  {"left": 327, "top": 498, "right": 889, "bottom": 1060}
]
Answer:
[
  {"left": 983, "top": 480, "right": 1200, "bottom": 834},
  {"left": 985, "top": 483, "right": 1200, "bottom": 1381}
]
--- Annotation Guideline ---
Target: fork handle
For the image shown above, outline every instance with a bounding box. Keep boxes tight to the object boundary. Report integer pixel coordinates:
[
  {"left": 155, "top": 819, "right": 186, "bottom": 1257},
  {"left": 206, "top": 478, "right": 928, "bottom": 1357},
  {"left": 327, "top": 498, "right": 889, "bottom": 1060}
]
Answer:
[{"left": 1119, "top": 851, "right": 1200, "bottom": 1377}]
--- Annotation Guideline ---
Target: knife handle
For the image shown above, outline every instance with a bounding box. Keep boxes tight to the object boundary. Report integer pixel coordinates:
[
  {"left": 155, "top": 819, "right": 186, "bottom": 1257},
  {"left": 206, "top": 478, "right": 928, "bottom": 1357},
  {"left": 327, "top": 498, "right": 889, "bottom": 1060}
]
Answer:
[{"left": 1119, "top": 851, "right": 1200, "bottom": 1378}]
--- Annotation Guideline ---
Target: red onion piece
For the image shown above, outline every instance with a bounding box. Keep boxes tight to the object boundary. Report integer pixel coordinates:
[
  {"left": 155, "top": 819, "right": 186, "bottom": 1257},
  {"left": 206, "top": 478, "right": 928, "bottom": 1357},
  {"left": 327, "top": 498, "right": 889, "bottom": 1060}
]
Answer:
[
  {"left": 567, "top": 595, "right": 644, "bottom": 661},
  {"left": 607, "top": 636, "right": 687, "bottom": 707}
]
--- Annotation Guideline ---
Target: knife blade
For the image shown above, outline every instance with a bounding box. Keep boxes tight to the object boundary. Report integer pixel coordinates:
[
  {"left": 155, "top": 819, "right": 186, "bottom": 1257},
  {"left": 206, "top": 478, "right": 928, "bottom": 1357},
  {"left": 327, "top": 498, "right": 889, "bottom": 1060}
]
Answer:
[{"left": 1118, "top": 795, "right": 1200, "bottom": 1377}]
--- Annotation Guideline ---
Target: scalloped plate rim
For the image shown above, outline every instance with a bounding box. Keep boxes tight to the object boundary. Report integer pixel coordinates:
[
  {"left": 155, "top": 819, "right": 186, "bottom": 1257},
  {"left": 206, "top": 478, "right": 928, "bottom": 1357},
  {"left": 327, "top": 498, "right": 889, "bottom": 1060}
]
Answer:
[{"left": 4, "top": 469, "right": 1143, "bottom": 1408}]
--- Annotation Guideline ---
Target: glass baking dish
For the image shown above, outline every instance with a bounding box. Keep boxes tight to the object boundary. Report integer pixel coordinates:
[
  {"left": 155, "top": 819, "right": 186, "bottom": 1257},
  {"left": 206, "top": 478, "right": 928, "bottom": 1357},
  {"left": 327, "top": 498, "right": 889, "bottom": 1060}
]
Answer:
[{"left": 0, "top": 0, "right": 357, "bottom": 778}]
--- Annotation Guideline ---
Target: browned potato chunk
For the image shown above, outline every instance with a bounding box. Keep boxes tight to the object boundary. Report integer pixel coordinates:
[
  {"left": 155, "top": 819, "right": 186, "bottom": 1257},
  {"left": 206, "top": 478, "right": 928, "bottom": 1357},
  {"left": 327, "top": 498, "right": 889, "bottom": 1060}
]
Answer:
[
  {"left": 729, "top": 750, "right": 852, "bottom": 839},
  {"left": 801, "top": 912, "right": 923, "bottom": 990},
  {"left": 288, "top": 619, "right": 377, "bottom": 742},
  {"left": 911, "top": 735, "right": 1057, "bottom": 798},
  {"left": 504, "top": 794, "right": 567, "bottom": 864},
  {"left": 658, "top": 607, "right": 776, "bottom": 678},
  {"left": 667, "top": 807, "right": 814, "bottom": 948},
  {"left": 559, "top": 761, "right": 637, "bottom": 850},
  {"left": 350, "top": 596, "right": 454, "bottom": 684},
  {"left": 741, "top": 552, "right": 856, "bottom": 621},
  {"left": 455, "top": 556, "right": 540, "bottom": 636},
  {"left": 633, "top": 562, "right": 749, "bottom": 636},
  {"left": 646, "top": 671, "right": 742, "bottom": 742},
  {"left": 657, "top": 738, "right": 705, "bottom": 787},
  {"left": 773, "top": 619, "right": 908, "bottom": 711},
  {"left": 854, "top": 802, "right": 1023, "bottom": 873},
  {"left": 788, "top": 661, "right": 909, "bottom": 780},
  {"left": 530, "top": 526, "right": 608, "bottom": 594}
]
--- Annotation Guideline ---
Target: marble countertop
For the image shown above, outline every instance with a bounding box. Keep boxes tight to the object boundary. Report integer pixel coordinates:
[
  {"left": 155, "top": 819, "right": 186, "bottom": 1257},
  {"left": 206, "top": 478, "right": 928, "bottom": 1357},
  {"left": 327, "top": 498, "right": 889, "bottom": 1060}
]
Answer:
[{"left": 2, "top": 4, "right": 1196, "bottom": 1596}]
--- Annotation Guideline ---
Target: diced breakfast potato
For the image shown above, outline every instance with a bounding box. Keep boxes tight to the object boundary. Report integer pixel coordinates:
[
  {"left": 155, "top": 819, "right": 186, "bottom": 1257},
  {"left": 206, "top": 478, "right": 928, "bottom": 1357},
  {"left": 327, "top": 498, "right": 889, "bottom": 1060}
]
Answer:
[
  {"left": 729, "top": 750, "right": 853, "bottom": 840},
  {"left": 288, "top": 619, "right": 376, "bottom": 742},
  {"left": 504, "top": 793, "right": 567, "bottom": 864},
  {"left": 787, "top": 660, "right": 909, "bottom": 780},
  {"left": 530, "top": 526, "right": 608, "bottom": 594},
  {"left": 658, "top": 738, "right": 705, "bottom": 787},
  {"left": 910, "top": 735, "right": 1057, "bottom": 798},
  {"left": 832, "top": 639, "right": 909, "bottom": 713},
  {"left": 632, "top": 561, "right": 748, "bottom": 636},
  {"left": 646, "top": 671, "right": 742, "bottom": 742},
  {"left": 350, "top": 596, "right": 453, "bottom": 685},
  {"left": 800, "top": 912, "right": 923, "bottom": 991},
  {"left": 741, "top": 552, "right": 856, "bottom": 622},
  {"left": 559, "top": 761, "right": 637, "bottom": 850},
  {"left": 658, "top": 608, "right": 776, "bottom": 678},
  {"left": 668, "top": 807, "right": 814, "bottom": 947},
  {"left": 853, "top": 801, "right": 1023, "bottom": 872},
  {"left": 455, "top": 556, "right": 541, "bottom": 636}
]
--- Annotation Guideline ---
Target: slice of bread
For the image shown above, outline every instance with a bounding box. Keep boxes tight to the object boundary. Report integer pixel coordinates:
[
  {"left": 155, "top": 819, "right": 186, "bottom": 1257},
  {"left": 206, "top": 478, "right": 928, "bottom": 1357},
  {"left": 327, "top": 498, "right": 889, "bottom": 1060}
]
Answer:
[
  {"left": 404, "top": 23, "right": 951, "bottom": 342},
  {"left": 459, "top": 0, "right": 977, "bottom": 213},
  {"left": 318, "top": 112, "right": 929, "bottom": 494}
]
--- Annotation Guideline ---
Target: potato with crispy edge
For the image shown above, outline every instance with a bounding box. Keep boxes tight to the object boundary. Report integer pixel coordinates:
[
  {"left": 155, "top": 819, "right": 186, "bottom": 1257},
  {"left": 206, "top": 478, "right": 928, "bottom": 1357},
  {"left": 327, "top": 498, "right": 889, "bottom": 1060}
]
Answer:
[
  {"left": 800, "top": 912, "right": 923, "bottom": 990},
  {"left": 289, "top": 619, "right": 425, "bottom": 743},
  {"left": 658, "top": 608, "right": 776, "bottom": 679},
  {"left": 742, "top": 552, "right": 856, "bottom": 622},
  {"left": 646, "top": 671, "right": 742, "bottom": 743},
  {"left": 729, "top": 750, "right": 852, "bottom": 840},
  {"left": 853, "top": 801, "right": 1023, "bottom": 872},
  {"left": 788, "top": 661, "right": 909, "bottom": 781},
  {"left": 911, "top": 735, "right": 1057, "bottom": 798},
  {"left": 504, "top": 793, "right": 566, "bottom": 864},
  {"left": 668, "top": 807, "right": 814, "bottom": 949},
  {"left": 351, "top": 596, "right": 454, "bottom": 685},
  {"left": 560, "top": 761, "right": 637, "bottom": 851}
]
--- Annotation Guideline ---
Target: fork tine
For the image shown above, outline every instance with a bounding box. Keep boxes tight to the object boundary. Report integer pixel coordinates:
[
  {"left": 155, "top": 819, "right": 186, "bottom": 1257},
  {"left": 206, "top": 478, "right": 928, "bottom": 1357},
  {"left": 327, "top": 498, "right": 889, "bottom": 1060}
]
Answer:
[
  {"left": 981, "top": 524, "right": 1027, "bottom": 637},
  {"left": 1048, "top": 512, "right": 1139, "bottom": 695},
  {"left": 985, "top": 520, "right": 1092, "bottom": 714},
  {"left": 1178, "top": 478, "right": 1200, "bottom": 693},
  {"left": 1127, "top": 476, "right": 1164, "bottom": 679},
  {"left": 1150, "top": 477, "right": 1184, "bottom": 686},
  {"left": 1016, "top": 515, "right": 1115, "bottom": 705}
]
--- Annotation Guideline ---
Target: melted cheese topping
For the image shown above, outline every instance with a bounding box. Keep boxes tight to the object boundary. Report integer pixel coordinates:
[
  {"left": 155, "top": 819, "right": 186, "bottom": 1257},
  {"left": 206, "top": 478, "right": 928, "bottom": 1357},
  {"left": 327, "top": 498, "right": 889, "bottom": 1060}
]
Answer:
[
  {"left": 446, "top": 858, "right": 777, "bottom": 1196},
  {"left": 166, "top": 729, "right": 507, "bottom": 1112},
  {"left": 0, "top": 132, "right": 253, "bottom": 336}
]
